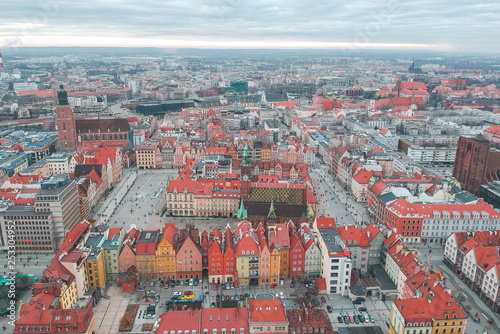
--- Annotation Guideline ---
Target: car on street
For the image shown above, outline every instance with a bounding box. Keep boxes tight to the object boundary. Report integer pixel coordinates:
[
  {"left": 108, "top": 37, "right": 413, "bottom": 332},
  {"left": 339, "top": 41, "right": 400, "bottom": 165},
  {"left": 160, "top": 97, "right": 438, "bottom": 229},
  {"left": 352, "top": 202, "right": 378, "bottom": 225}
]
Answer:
[
  {"left": 147, "top": 290, "right": 157, "bottom": 295},
  {"left": 240, "top": 294, "right": 244, "bottom": 300},
  {"left": 213, "top": 284, "right": 217, "bottom": 290},
  {"left": 185, "top": 279, "right": 189, "bottom": 285},
  {"left": 349, "top": 316, "right": 354, "bottom": 324},
  {"left": 172, "top": 291, "right": 182, "bottom": 297},
  {"left": 270, "top": 283, "right": 277, "bottom": 288},
  {"left": 358, "top": 307, "right": 367, "bottom": 312},
  {"left": 171, "top": 281, "right": 175, "bottom": 287},
  {"left": 280, "top": 291, "right": 284, "bottom": 299},
  {"left": 356, "top": 297, "right": 365, "bottom": 302},
  {"left": 248, "top": 293, "right": 254, "bottom": 298},
  {"left": 369, "top": 315, "right": 375, "bottom": 323},
  {"left": 189, "top": 279, "right": 194, "bottom": 286},
  {"left": 235, "top": 294, "right": 239, "bottom": 301},
  {"left": 211, "top": 302, "right": 216, "bottom": 308},
  {"left": 354, "top": 315, "right": 359, "bottom": 324},
  {"left": 164, "top": 283, "right": 169, "bottom": 289},
  {"left": 150, "top": 282, "right": 155, "bottom": 287},
  {"left": 155, "top": 295, "right": 160, "bottom": 303},
  {"left": 184, "top": 290, "right": 193, "bottom": 295},
  {"left": 136, "top": 288, "right": 144, "bottom": 292},
  {"left": 358, "top": 315, "right": 365, "bottom": 322},
  {"left": 327, "top": 306, "right": 333, "bottom": 313},
  {"left": 160, "top": 281, "right": 164, "bottom": 288},
  {"left": 194, "top": 278, "right": 198, "bottom": 286},
  {"left": 343, "top": 315, "right": 349, "bottom": 324},
  {"left": 365, "top": 316, "right": 370, "bottom": 323},
  {"left": 321, "top": 297, "right": 326, "bottom": 303},
  {"left": 216, "top": 295, "right": 220, "bottom": 301},
  {"left": 352, "top": 300, "right": 362, "bottom": 304},
  {"left": 180, "top": 280, "right": 184, "bottom": 286},
  {"left": 222, "top": 284, "right": 226, "bottom": 290},
  {"left": 226, "top": 295, "right": 230, "bottom": 300}
]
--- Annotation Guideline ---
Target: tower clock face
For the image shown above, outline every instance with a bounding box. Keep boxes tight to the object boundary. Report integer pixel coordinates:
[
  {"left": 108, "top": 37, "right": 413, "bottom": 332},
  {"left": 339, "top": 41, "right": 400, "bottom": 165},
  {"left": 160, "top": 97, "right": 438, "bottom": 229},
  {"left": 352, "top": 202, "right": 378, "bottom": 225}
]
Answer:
[{"left": 243, "top": 175, "right": 249, "bottom": 181}]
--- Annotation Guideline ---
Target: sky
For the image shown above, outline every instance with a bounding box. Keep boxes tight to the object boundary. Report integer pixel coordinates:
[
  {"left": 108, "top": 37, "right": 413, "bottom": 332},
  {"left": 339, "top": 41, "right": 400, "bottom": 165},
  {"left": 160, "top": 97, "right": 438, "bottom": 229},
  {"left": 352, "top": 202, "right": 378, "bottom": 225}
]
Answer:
[{"left": 0, "top": 0, "right": 499, "bottom": 52}]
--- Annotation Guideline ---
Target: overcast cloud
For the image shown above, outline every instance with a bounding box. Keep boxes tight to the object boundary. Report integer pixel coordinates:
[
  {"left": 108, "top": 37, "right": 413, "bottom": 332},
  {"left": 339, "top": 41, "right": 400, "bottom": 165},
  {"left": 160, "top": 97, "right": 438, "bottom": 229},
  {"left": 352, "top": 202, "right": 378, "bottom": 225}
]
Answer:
[{"left": 0, "top": 0, "right": 499, "bottom": 52}]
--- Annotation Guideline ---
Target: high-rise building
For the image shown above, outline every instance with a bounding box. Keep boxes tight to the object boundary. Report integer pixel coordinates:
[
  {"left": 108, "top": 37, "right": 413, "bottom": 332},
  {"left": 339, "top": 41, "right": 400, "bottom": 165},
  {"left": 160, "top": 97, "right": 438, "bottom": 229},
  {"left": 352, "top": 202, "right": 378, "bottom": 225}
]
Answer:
[{"left": 35, "top": 175, "right": 82, "bottom": 248}]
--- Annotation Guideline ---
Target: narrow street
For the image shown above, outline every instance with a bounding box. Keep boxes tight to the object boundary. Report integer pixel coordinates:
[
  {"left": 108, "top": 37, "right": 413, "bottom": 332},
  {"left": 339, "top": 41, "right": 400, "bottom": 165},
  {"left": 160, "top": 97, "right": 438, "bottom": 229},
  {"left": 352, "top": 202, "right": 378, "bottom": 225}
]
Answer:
[{"left": 310, "top": 164, "right": 371, "bottom": 227}]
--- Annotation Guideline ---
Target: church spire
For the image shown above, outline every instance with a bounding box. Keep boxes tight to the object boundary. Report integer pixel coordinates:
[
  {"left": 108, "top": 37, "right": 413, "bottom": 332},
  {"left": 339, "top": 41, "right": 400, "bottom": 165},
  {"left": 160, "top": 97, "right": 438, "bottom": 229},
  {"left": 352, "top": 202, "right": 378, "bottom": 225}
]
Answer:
[
  {"left": 237, "top": 199, "right": 247, "bottom": 220},
  {"left": 267, "top": 199, "right": 276, "bottom": 220},
  {"left": 242, "top": 144, "right": 251, "bottom": 167}
]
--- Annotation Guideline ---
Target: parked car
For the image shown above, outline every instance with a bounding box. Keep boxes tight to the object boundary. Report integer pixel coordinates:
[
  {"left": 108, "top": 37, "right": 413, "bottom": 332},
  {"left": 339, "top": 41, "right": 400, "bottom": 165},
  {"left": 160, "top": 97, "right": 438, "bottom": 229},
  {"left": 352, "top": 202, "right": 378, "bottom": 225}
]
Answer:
[
  {"left": 337, "top": 316, "right": 343, "bottom": 323},
  {"left": 352, "top": 300, "right": 362, "bottom": 305},
  {"left": 369, "top": 315, "right": 375, "bottom": 323},
  {"left": 280, "top": 280, "right": 284, "bottom": 286},
  {"left": 189, "top": 279, "right": 194, "bottom": 286},
  {"left": 194, "top": 278, "right": 199, "bottom": 286},
  {"left": 172, "top": 291, "right": 182, "bottom": 297},
  {"left": 358, "top": 315, "right": 365, "bottom": 322},
  {"left": 327, "top": 306, "right": 333, "bottom": 313},
  {"left": 270, "top": 283, "right": 278, "bottom": 288},
  {"left": 365, "top": 315, "right": 370, "bottom": 323},
  {"left": 349, "top": 316, "right": 354, "bottom": 324},
  {"left": 159, "top": 281, "right": 164, "bottom": 288},
  {"left": 343, "top": 316, "right": 349, "bottom": 324},
  {"left": 171, "top": 281, "right": 175, "bottom": 287},
  {"left": 321, "top": 297, "right": 326, "bottom": 303},
  {"left": 354, "top": 315, "right": 359, "bottom": 324},
  {"left": 155, "top": 295, "right": 160, "bottom": 303},
  {"left": 356, "top": 297, "right": 366, "bottom": 302},
  {"left": 185, "top": 279, "right": 189, "bottom": 285},
  {"left": 147, "top": 290, "right": 157, "bottom": 295},
  {"left": 280, "top": 291, "right": 284, "bottom": 299},
  {"left": 216, "top": 295, "right": 221, "bottom": 302},
  {"left": 175, "top": 280, "right": 180, "bottom": 286},
  {"left": 150, "top": 282, "right": 155, "bottom": 287},
  {"left": 211, "top": 302, "right": 216, "bottom": 308},
  {"left": 184, "top": 290, "right": 193, "bottom": 295},
  {"left": 136, "top": 288, "right": 144, "bottom": 292},
  {"left": 226, "top": 295, "right": 230, "bottom": 300},
  {"left": 358, "top": 307, "right": 367, "bottom": 312},
  {"left": 240, "top": 294, "right": 244, "bottom": 300},
  {"left": 235, "top": 294, "right": 240, "bottom": 301}
]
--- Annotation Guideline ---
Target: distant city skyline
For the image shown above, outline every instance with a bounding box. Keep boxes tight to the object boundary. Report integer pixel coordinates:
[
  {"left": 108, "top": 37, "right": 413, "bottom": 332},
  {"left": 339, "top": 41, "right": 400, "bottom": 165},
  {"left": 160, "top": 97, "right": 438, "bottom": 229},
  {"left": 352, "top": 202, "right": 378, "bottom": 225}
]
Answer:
[{"left": 0, "top": 0, "right": 499, "bottom": 53}]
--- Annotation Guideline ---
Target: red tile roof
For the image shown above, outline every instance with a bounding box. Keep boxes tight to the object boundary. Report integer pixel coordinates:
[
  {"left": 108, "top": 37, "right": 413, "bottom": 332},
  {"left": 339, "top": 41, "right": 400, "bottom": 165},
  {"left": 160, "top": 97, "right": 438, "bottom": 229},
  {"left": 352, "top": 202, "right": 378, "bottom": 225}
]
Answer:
[
  {"left": 248, "top": 299, "right": 287, "bottom": 323},
  {"left": 371, "top": 179, "right": 387, "bottom": 195},
  {"left": 337, "top": 225, "right": 369, "bottom": 247},
  {"left": 316, "top": 217, "right": 336, "bottom": 229}
]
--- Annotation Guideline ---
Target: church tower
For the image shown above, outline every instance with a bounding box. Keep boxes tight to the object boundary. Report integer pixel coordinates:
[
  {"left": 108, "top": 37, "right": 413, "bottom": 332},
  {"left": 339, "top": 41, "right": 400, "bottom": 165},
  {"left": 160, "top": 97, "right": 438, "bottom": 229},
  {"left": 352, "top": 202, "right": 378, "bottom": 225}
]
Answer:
[{"left": 56, "top": 84, "right": 77, "bottom": 151}]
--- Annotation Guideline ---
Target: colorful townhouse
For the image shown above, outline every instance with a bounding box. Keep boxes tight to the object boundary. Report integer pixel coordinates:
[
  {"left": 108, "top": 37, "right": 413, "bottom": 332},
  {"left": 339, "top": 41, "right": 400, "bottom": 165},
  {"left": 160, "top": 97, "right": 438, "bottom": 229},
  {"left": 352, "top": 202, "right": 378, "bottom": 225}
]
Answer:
[
  {"left": 119, "top": 228, "right": 138, "bottom": 274},
  {"left": 234, "top": 221, "right": 261, "bottom": 286},
  {"left": 136, "top": 230, "right": 160, "bottom": 280},
  {"left": 156, "top": 222, "right": 178, "bottom": 281},
  {"left": 176, "top": 233, "right": 202, "bottom": 280},
  {"left": 268, "top": 223, "right": 290, "bottom": 278}
]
